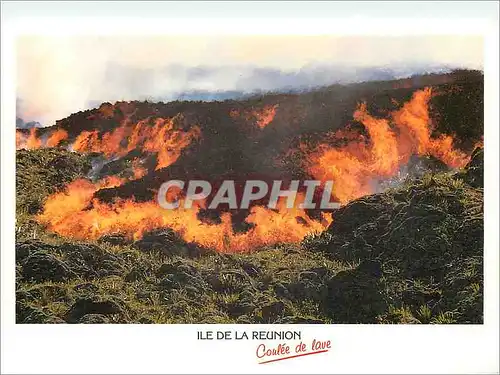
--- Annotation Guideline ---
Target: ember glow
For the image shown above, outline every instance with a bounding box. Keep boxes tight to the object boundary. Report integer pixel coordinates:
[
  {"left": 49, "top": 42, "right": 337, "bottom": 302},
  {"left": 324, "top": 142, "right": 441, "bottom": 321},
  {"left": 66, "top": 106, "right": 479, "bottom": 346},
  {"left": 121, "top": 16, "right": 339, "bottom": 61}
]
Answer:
[
  {"left": 230, "top": 104, "right": 279, "bottom": 129},
  {"left": 32, "top": 87, "right": 474, "bottom": 253},
  {"left": 306, "top": 88, "right": 470, "bottom": 204},
  {"left": 71, "top": 115, "right": 201, "bottom": 170},
  {"left": 37, "top": 186, "right": 330, "bottom": 253},
  {"left": 16, "top": 128, "right": 69, "bottom": 149}
]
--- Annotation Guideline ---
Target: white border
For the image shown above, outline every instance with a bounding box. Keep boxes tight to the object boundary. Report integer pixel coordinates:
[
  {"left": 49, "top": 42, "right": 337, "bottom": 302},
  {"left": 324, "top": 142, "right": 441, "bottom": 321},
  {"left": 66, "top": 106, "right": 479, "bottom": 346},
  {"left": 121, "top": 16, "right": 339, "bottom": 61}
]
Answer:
[{"left": 1, "top": 2, "right": 499, "bottom": 374}]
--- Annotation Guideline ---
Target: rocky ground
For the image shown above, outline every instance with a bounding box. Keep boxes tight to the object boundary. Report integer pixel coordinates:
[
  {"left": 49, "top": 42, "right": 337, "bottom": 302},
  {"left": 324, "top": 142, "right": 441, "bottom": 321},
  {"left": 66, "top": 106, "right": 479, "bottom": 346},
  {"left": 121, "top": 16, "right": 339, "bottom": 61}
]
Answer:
[{"left": 15, "top": 147, "right": 483, "bottom": 324}]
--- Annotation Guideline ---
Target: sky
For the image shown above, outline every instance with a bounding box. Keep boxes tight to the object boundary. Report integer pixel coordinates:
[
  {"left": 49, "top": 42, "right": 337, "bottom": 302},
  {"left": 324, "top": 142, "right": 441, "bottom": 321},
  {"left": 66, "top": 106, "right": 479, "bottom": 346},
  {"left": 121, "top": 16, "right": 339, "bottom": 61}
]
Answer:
[{"left": 17, "top": 35, "right": 483, "bottom": 126}]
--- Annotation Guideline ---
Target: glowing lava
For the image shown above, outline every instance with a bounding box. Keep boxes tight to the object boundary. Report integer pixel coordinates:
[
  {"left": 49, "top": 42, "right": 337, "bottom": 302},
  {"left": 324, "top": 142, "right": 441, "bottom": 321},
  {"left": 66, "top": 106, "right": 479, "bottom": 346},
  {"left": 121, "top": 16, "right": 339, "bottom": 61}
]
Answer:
[
  {"left": 72, "top": 115, "right": 200, "bottom": 170},
  {"left": 37, "top": 184, "right": 329, "bottom": 253},
  {"left": 34, "top": 89, "right": 473, "bottom": 252},
  {"left": 306, "top": 88, "right": 470, "bottom": 204}
]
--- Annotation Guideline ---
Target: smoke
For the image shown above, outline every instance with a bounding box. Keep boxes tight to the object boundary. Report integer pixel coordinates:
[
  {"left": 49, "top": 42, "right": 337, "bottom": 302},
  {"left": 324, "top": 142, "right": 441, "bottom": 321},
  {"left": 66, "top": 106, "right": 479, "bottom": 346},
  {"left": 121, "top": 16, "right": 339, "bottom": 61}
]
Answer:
[
  {"left": 16, "top": 36, "right": 483, "bottom": 126},
  {"left": 16, "top": 117, "right": 40, "bottom": 129}
]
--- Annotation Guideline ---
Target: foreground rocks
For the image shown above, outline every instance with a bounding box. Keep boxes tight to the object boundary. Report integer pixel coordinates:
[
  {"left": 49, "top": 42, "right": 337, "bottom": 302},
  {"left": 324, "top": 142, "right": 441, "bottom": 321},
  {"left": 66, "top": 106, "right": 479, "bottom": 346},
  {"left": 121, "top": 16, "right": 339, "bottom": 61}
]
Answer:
[
  {"left": 15, "top": 154, "right": 483, "bottom": 324},
  {"left": 304, "top": 155, "right": 484, "bottom": 323}
]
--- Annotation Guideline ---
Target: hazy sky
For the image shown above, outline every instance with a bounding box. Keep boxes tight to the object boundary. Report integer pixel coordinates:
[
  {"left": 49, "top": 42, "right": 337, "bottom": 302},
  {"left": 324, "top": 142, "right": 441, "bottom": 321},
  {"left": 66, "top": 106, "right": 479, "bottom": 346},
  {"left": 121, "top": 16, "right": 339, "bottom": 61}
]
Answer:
[{"left": 17, "top": 35, "right": 483, "bottom": 125}]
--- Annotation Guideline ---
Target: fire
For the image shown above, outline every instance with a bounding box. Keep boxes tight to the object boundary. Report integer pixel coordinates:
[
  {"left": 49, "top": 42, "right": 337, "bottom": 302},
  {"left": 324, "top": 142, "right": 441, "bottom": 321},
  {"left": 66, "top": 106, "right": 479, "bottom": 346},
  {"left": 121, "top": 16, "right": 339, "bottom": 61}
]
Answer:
[
  {"left": 16, "top": 131, "right": 26, "bottom": 149},
  {"left": 18, "top": 114, "right": 199, "bottom": 173},
  {"left": 32, "top": 88, "right": 475, "bottom": 253},
  {"left": 230, "top": 104, "right": 278, "bottom": 129},
  {"left": 72, "top": 116, "right": 200, "bottom": 170},
  {"left": 391, "top": 88, "right": 469, "bottom": 168},
  {"left": 37, "top": 179, "right": 97, "bottom": 227},
  {"left": 99, "top": 175, "right": 127, "bottom": 189},
  {"left": 131, "top": 159, "right": 148, "bottom": 180},
  {"left": 37, "top": 182, "right": 330, "bottom": 253},
  {"left": 255, "top": 104, "right": 278, "bottom": 129},
  {"left": 306, "top": 88, "right": 470, "bottom": 204},
  {"left": 72, "top": 130, "right": 100, "bottom": 153},
  {"left": 140, "top": 117, "right": 201, "bottom": 170},
  {"left": 16, "top": 128, "right": 68, "bottom": 150},
  {"left": 26, "top": 128, "right": 42, "bottom": 149},
  {"left": 46, "top": 129, "right": 69, "bottom": 147}
]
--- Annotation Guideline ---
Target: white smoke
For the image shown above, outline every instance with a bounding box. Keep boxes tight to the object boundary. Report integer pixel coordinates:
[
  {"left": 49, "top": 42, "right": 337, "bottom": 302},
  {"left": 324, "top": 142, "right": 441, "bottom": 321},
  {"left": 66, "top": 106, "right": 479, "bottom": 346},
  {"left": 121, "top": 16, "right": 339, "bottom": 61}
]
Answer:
[{"left": 16, "top": 36, "right": 483, "bottom": 126}]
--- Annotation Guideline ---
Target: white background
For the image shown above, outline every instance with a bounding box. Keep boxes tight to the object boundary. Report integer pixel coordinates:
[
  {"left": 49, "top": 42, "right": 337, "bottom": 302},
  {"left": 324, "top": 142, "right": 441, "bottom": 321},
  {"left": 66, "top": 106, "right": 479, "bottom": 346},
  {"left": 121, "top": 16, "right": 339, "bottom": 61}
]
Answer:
[{"left": 1, "top": 1, "right": 499, "bottom": 374}]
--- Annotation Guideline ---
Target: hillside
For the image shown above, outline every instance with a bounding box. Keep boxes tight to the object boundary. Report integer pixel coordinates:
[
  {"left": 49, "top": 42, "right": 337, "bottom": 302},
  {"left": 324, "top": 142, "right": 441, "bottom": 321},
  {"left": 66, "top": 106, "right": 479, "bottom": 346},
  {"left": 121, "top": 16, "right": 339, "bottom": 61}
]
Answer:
[
  {"left": 15, "top": 147, "right": 483, "bottom": 324},
  {"left": 15, "top": 70, "right": 484, "bottom": 323}
]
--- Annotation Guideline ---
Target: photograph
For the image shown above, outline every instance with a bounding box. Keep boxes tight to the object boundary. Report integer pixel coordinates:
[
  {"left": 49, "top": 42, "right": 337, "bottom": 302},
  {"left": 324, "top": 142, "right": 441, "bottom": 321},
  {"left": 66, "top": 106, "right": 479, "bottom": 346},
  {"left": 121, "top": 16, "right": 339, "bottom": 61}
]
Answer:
[
  {"left": 2, "top": 1, "right": 498, "bottom": 374},
  {"left": 14, "top": 34, "right": 485, "bottom": 325}
]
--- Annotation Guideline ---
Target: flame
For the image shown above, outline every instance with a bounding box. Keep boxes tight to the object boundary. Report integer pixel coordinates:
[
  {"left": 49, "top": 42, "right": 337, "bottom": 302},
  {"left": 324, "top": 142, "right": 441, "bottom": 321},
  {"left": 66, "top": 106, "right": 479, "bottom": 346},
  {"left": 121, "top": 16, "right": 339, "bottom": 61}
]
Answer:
[
  {"left": 255, "top": 104, "right": 278, "bottom": 129},
  {"left": 140, "top": 118, "right": 201, "bottom": 170},
  {"left": 71, "top": 116, "right": 200, "bottom": 170},
  {"left": 17, "top": 128, "right": 69, "bottom": 150},
  {"left": 72, "top": 130, "right": 100, "bottom": 153},
  {"left": 26, "top": 128, "right": 42, "bottom": 149},
  {"left": 37, "top": 179, "right": 97, "bottom": 227},
  {"left": 99, "top": 175, "right": 127, "bottom": 189},
  {"left": 306, "top": 88, "right": 470, "bottom": 204},
  {"left": 46, "top": 129, "right": 69, "bottom": 147},
  {"left": 32, "top": 88, "right": 475, "bottom": 253},
  {"left": 391, "top": 88, "right": 469, "bottom": 168},
  {"left": 231, "top": 104, "right": 278, "bottom": 129},
  {"left": 131, "top": 159, "right": 148, "bottom": 180},
  {"left": 19, "top": 113, "right": 200, "bottom": 173},
  {"left": 16, "top": 131, "right": 26, "bottom": 149},
  {"left": 37, "top": 184, "right": 330, "bottom": 253}
]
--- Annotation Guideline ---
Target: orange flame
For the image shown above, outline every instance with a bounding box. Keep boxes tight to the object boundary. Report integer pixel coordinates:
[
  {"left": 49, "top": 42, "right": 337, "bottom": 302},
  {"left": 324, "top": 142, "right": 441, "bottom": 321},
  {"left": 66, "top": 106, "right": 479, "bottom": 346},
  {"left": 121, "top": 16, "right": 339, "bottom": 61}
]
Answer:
[
  {"left": 71, "top": 116, "right": 200, "bottom": 170},
  {"left": 140, "top": 118, "right": 201, "bottom": 170},
  {"left": 231, "top": 104, "right": 278, "bottom": 129},
  {"left": 131, "top": 159, "right": 148, "bottom": 180},
  {"left": 99, "top": 175, "right": 127, "bottom": 189},
  {"left": 26, "top": 128, "right": 42, "bottom": 149},
  {"left": 306, "top": 88, "right": 470, "bottom": 204},
  {"left": 16, "top": 131, "right": 27, "bottom": 149},
  {"left": 37, "top": 184, "right": 330, "bottom": 253},
  {"left": 17, "top": 128, "right": 69, "bottom": 150},
  {"left": 72, "top": 130, "right": 100, "bottom": 153},
  {"left": 33, "top": 88, "right": 475, "bottom": 253},
  {"left": 255, "top": 104, "right": 278, "bottom": 129},
  {"left": 46, "top": 129, "right": 69, "bottom": 147}
]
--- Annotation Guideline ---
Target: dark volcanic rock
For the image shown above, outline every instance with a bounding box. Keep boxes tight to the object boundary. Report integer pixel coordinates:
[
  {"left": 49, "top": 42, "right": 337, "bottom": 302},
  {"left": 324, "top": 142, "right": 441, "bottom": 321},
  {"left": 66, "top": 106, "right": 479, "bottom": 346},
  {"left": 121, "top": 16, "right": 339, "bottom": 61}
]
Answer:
[
  {"left": 305, "top": 161, "right": 484, "bottom": 323},
  {"left": 59, "top": 243, "right": 125, "bottom": 279},
  {"left": 65, "top": 298, "right": 124, "bottom": 323},
  {"left": 357, "top": 260, "right": 383, "bottom": 278},
  {"left": 327, "top": 194, "right": 391, "bottom": 236},
  {"left": 156, "top": 263, "right": 179, "bottom": 277},
  {"left": 16, "top": 302, "right": 65, "bottom": 324},
  {"left": 325, "top": 264, "right": 386, "bottom": 323},
  {"left": 261, "top": 301, "right": 285, "bottom": 321},
  {"left": 21, "top": 252, "right": 75, "bottom": 282},
  {"left": 16, "top": 241, "right": 59, "bottom": 264},
  {"left": 463, "top": 147, "right": 484, "bottom": 188},
  {"left": 125, "top": 265, "right": 152, "bottom": 282},
  {"left": 134, "top": 228, "right": 202, "bottom": 257}
]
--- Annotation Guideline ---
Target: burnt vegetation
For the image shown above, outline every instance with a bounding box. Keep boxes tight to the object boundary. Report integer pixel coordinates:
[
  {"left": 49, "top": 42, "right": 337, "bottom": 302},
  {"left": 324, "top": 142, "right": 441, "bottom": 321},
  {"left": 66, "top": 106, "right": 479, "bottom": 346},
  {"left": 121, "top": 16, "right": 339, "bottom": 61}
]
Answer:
[{"left": 16, "top": 70, "right": 484, "bottom": 324}]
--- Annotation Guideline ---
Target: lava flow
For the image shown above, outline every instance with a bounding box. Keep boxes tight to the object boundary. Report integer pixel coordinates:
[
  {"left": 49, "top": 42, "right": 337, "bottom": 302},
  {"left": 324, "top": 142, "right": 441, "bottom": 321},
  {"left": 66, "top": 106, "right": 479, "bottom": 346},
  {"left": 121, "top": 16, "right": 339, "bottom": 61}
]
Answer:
[
  {"left": 33, "top": 88, "right": 474, "bottom": 253},
  {"left": 16, "top": 128, "right": 69, "bottom": 150},
  {"left": 37, "top": 187, "right": 329, "bottom": 253},
  {"left": 230, "top": 104, "right": 279, "bottom": 129},
  {"left": 306, "top": 88, "right": 470, "bottom": 204},
  {"left": 71, "top": 115, "right": 201, "bottom": 170}
]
